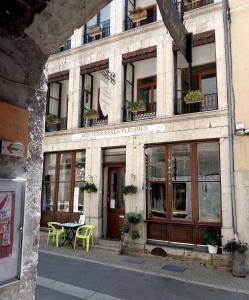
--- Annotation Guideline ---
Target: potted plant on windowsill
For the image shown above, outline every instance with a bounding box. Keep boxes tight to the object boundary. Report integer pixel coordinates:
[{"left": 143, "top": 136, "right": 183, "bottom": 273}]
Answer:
[
  {"left": 83, "top": 108, "right": 99, "bottom": 120},
  {"left": 127, "top": 100, "right": 145, "bottom": 113},
  {"left": 129, "top": 7, "right": 148, "bottom": 22},
  {"left": 184, "top": 90, "right": 203, "bottom": 104},
  {"left": 80, "top": 182, "right": 97, "bottom": 193},
  {"left": 203, "top": 227, "right": 221, "bottom": 254},
  {"left": 224, "top": 238, "right": 248, "bottom": 277},
  {"left": 46, "top": 113, "right": 60, "bottom": 126},
  {"left": 122, "top": 184, "right": 138, "bottom": 195}
]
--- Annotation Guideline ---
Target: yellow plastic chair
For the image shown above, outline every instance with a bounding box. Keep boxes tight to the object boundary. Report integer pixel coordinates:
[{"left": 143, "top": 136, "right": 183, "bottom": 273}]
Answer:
[
  {"left": 73, "top": 225, "right": 95, "bottom": 252},
  {"left": 47, "top": 222, "right": 65, "bottom": 247}
]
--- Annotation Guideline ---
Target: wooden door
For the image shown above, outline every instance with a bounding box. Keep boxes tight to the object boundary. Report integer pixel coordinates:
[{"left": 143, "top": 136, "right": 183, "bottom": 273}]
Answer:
[{"left": 107, "top": 167, "right": 125, "bottom": 239}]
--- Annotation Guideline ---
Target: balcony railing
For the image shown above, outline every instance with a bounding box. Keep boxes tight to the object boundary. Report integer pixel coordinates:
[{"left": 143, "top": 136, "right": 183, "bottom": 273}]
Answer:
[
  {"left": 124, "top": 8, "right": 157, "bottom": 31},
  {"left": 53, "top": 39, "right": 71, "bottom": 54},
  {"left": 83, "top": 22, "right": 110, "bottom": 45},
  {"left": 45, "top": 117, "right": 67, "bottom": 132},
  {"left": 175, "top": 93, "right": 218, "bottom": 115},
  {"left": 183, "top": 0, "right": 214, "bottom": 11},
  {"left": 82, "top": 116, "right": 108, "bottom": 127},
  {"left": 125, "top": 102, "right": 157, "bottom": 121}
]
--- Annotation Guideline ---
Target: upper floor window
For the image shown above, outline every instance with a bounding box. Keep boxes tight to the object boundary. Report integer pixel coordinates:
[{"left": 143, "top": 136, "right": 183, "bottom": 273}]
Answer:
[
  {"left": 53, "top": 38, "right": 71, "bottom": 54},
  {"left": 83, "top": 3, "right": 111, "bottom": 44},
  {"left": 124, "top": 0, "right": 157, "bottom": 31}
]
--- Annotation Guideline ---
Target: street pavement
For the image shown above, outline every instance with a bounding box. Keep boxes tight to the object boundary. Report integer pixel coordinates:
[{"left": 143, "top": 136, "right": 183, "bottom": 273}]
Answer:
[{"left": 36, "top": 252, "right": 249, "bottom": 300}]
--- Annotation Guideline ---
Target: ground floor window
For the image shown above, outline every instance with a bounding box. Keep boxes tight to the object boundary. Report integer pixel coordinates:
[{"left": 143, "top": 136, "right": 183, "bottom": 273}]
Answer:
[
  {"left": 146, "top": 141, "right": 221, "bottom": 224},
  {"left": 41, "top": 151, "right": 85, "bottom": 226}
]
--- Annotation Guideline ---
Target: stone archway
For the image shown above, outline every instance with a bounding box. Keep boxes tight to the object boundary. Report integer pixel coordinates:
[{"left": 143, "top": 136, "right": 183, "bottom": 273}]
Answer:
[{"left": 0, "top": 1, "right": 110, "bottom": 299}]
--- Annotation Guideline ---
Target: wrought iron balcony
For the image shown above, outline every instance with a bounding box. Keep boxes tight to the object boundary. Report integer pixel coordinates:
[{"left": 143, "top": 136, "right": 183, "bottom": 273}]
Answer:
[
  {"left": 83, "top": 22, "right": 110, "bottom": 45},
  {"left": 125, "top": 102, "right": 157, "bottom": 122},
  {"left": 82, "top": 116, "right": 108, "bottom": 127},
  {"left": 175, "top": 93, "right": 218, "bottom": 115},
  {"left": 45, "top": 117, "right": 67, "bottom": 132}
]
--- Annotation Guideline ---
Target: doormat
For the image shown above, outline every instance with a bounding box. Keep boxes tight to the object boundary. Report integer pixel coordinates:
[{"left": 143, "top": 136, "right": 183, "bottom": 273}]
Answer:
[
  {"left": 162, "top": 264, "right": 186, "bottom": 273},
  {"left": 123, "top": 256, "right": 145, "bottom": 265}
]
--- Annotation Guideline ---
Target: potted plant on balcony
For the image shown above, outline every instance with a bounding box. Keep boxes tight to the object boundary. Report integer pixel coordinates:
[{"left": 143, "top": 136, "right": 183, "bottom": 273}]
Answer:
[
  {"left": 87, "top": 25, "right": 102, "bottom": 37},
  {"left": 80, "top": 182, "right": 98, "bottom": 193},
  {"left": 203, "top": 227, "right": 221, "bottom": 254},
  {"left": 46, "top": 113, "right": 60, "bottom": 126},
  {"left": 123, "top": 184, "right": 138, "bottom": 195},
  {"left": 83, "top": 108, "right": 99, "bottom": 120},
  {"left": 184, "top": 90, "right": 203, "bottom": 104},
  {"left": 127, "top": 100, "right": 145, "bottom": 113},
  {"left": 224, "top": 238, "right": 248, "bottom": 277},
  {"left": 129, "top": 7, "right": 148, "bottom": 22}
]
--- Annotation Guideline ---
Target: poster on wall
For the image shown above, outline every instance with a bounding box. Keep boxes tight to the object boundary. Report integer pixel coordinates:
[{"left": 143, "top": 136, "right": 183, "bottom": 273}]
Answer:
[
  {"left": 0, "top": 179, "right": 25, "bottom": 287},
  {"left": 0, "top": 191, "right": 15, "bottom": 259}
]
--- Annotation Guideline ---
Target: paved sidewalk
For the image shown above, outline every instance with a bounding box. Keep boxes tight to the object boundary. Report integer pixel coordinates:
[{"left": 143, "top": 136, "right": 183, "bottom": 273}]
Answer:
[{"left": 39, "top": 232, "right": 249, "bottom": 295}]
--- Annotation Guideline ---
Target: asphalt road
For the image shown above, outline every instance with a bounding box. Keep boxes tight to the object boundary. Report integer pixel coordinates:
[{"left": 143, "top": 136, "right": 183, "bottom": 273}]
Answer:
[{"left": 36, "top": 252, "right": 249, "bottom": 300}]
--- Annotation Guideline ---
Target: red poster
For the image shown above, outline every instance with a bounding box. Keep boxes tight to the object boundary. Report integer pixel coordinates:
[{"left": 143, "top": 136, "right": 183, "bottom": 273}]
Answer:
[{"left": 0, "top": 191, "right": 15, "bottom": 258}]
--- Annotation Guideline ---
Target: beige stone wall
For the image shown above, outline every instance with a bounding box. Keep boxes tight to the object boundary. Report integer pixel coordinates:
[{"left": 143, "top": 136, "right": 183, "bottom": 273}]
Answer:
[{"left": 229, "top": 0, "right": 249, "bottom": 244}]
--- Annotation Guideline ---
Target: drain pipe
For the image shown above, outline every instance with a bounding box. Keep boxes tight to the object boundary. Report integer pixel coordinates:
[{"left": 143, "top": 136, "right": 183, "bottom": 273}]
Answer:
[{"left": 222, "top": 0, "right": 238, "bottom": 237}]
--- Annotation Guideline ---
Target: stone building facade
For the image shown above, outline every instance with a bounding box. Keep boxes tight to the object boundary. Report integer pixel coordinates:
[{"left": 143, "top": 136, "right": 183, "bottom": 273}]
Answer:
[{"left": 42, "top": 0, "right": 234, "bottom": 252}]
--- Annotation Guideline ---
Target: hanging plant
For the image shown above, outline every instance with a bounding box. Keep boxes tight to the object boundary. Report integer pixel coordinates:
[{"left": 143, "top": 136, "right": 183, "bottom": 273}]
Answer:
[
  {"left": 127, "top": 100, "right": 145, "bottom": 113},
  {"left": 83, "top": 108, "right": 99, "bottom": 119},
  {"left": 80, "top": 182, "right": 97, "bottom": 193},
  {"left": 122, "top": 184, "right": 138, "bottom": 195},
  {"left": 184, "top": 90, "right": 203, "bottom": 103},
  {"left": 126, "top": 212, "right": 143, "bottom": 224}
]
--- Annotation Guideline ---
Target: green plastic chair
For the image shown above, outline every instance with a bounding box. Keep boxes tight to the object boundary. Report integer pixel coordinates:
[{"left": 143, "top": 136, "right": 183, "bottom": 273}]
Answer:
[
  {"left": 47, "top": 222, "right": 65, "bottom": 247},
  {"left": 73, "top": 225, "right": 95, "bottom": 252}
]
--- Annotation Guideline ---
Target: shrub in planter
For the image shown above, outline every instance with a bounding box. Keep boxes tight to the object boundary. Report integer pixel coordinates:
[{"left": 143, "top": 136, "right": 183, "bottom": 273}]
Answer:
[
  {"left": 224, "top": 239, "right": 248, "bottom": 277},
  {"left": 184, "top": 90, "right": 203, "bottom": 103},
  {"left": 127, "top": 100, "right": 145, "bottom": 113},
  {"left": 120, "top": 222, "right": 130, "bottom": 236},
  {"left": 46, "top": 113, "right": 60, "bottom": 126},
  {"left": 83, "top": 108, "right": 99, "bottom": 119},
  {"left": 122, "top": 185, "right": 137, "bottom": 195},
  {"left": 80, "top": 182, "right": 97, "bottom": 193},
  {"left": 126, "top": 212, "right": 143, "bottom": 224},
  {"left": 203, "top": 228, "right": 221, "bottom": 254}
]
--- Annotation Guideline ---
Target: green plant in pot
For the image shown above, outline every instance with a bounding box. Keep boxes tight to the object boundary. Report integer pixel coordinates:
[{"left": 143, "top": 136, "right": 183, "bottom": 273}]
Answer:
[
  {"left": 184, "top": 90, "right": 203, "bottom": 103},
  {"left": 80, "top": 182, "right": 97, "bottom": 193},
  {"left": 122, "top": 184, "right": 137, "bottom": 195},
  {"left": 131, "top": 228, "right": 140, "bottom": 240},
  {"left": 46, "top": 113, "right": 60, "bottom": 126},
  {"left": 127, "top": 100, "right": 145, "bottom": 113},
  {"left": 126, "top": 212, "right": 143, "bottom": 224},
  {"left": 203, "top": 227, "right": 220, "bottom": 254},
  {"left": 224, "top": 239, "right": 248, "bottom": 277},
  {"left": 83, "top": 108, "right": 99, "bottom": 119}
]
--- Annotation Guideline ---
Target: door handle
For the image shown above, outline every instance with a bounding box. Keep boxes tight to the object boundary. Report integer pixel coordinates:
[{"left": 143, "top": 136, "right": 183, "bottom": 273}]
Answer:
[{"left": 119, "top": 215, "right": 124, "bottom": 219}]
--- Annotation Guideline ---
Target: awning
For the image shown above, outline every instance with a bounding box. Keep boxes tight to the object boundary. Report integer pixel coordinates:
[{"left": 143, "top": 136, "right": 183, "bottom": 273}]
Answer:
[
  {"left": 80, "top": 59, "right": 109, "bottom": 75},
  {"left": 48, "top": 70, "right": 69, "bottom": 82},
  {"left": 172, "top": 30, "right": 215, "bottom": 51},
  {"left": 122, "top": 46, "right": 157, "bottom": 64}
]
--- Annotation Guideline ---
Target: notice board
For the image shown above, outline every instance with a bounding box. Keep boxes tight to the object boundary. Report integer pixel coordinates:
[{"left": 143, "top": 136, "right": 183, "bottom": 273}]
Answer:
[
  {"left": 0, "top": 179, "right": 25, "bottom": 286},
  {"left": 0, "top": 101, "right": 28, "bottom": 158}
]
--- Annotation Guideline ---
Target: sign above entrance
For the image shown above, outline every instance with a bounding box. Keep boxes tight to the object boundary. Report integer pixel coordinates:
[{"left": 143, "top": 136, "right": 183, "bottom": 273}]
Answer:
[
  {"left": 156, "top": 0, "right": 192, "bottom": 63},
  {"left": 72, "top": 124, "right": 166, "bottom": 141}
]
